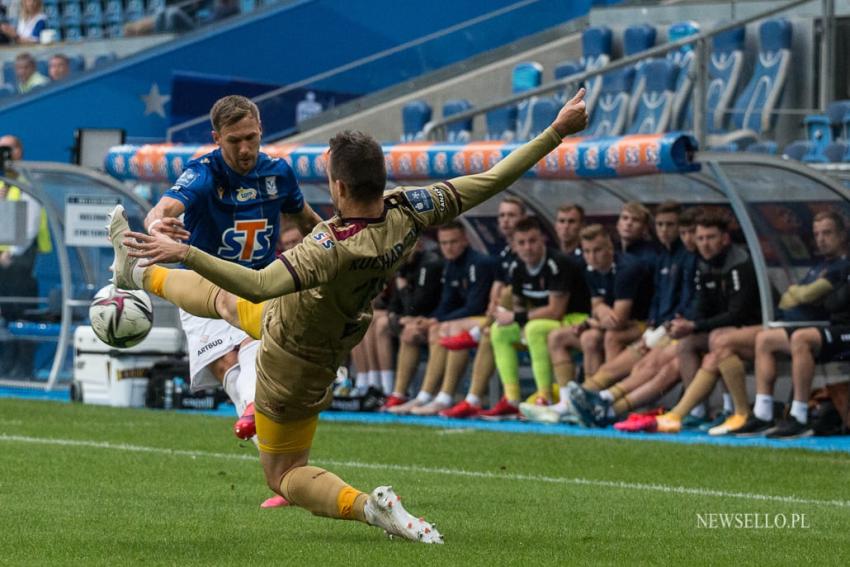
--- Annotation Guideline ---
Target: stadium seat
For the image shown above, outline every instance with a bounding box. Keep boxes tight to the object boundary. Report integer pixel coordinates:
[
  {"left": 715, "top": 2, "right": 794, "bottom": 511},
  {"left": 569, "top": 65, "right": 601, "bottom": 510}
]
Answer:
[
  {"left": 105, "top": 0, "right": 123, "bottom": 24},
  {"left": 802, "top": 100, "right": 850, "bottom": 159},
  {"left": 782, "top": 140, "right": 810, "bottom": 161},
  {"left": 69, "top": 55, "right": 85, "bottom": 73},
  {"left": 626, "top": 59, "right": 676, "bottom": 135},
  {"left": 125, "top": 0, "right": 145, "bottom": 21},
  {"left": 106, "top": 23, "right": 123, "bottom": 37},
  {"left": 580, "top": 26, "right": 613, "bottom": 115},
  {"left": 147, "top": 0, "right": 166, "bottom": 10},
  {"left": 553, "top": 60, "right": 583, "bottom": 101},
  {"left": 63, "top": 25, "right": 83, "bottom": 42},
  {"left": 240, "top": 0, "right": 257, "bottom": 13},
  {"left": 93, "top": 52, "right": 118, "bottom": 69},
  {"left": 586, "top": 68, "right": 635, "bottom": 137},
  {"left": 37, "top": 59, "right": 49, "bottom": 77},
  {"left": 443, "top": 99, "right": 473, "bottom": 143},
  {"left": 63, "top": 1, "right": 83, "bottom": 26},
  {"left": 85, "top": 25, "right": 104, "bottom": 39},
  {"left": 712, "top": 18, "right": 792, "bottom": 147},
  {"left": 823, "top": 142, "right": 847, "bottom": 162},
  {"left": 0, "top": 84, "right": 16, "bottom": 99},
  {"left": 666, "top": 21, "right": 700, "bottom": 129},
  {"left": 83, "top": 0, "right": 104, "bottom": 26},
  {"left": 747, "top": 141, "right": 778, "bottom": 155},
  {"left": 523, "top": 96, "right": 560, "bottom": 140},
  {"left": 704, "top": 25, "right": 746, "bottom": 133},
  {"left": 45, "top": 2, "right": 62, "bottom": 29},
  {"left": 486, "top": 105, "right": 518, "bottom": 141},
  {"left": 3, "top": 61, "right": 15, "bottom": 86},
  {"left": 401, "top": 100, "right": 431, "bottom": 142},
  {"left": 623, "top": 24, "right": 656, "bottom": 123},
  {"left": 512, "top": 61, "right": 543, "bottom": 94}
]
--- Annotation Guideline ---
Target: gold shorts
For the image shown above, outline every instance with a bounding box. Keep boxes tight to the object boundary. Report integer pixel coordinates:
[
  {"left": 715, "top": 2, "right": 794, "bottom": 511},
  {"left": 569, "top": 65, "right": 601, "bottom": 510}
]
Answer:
[
  {"left": 255, "top": 410, "right": 318, "bottom": 454},
  {"left": 236, "top": 298, "right": 266, "bottom": 340}
]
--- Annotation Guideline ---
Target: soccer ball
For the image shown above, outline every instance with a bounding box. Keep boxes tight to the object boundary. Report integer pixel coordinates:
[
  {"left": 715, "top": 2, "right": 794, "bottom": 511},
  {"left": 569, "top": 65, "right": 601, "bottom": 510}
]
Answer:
[{"left": 89, "top": 285, "right": 154, "bottom": 348}]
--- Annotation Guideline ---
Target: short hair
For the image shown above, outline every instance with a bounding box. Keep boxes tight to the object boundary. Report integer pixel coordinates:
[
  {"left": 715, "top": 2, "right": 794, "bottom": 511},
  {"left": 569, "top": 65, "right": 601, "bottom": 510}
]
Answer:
[
  {"left": 655, "top": 200, "right": 682, "bottom": 217},
  {"left": 500, "top": 195, "right": 526, "bottom": 214},
  {"left": 813, "top": 210, "right": 847, "bottom": 233},
  {"left": 558, "top": 203, "right": 585, "bottom": 221},
  {"left": 50, "top": 54, "right": 69, "bottom": 65},
  {"left": 580, "top": 224, "right": 612, "bottom": 244},
  {"left": 438, "top": 220, "right": 465, "bottom": 234},
  {"left": 695, "top": 209, "right": 732, "bottom": 232},
  {"left": 210, "top": 95, "right": 260, "bottom": 132},
  {"left": 327, "top": 130, "right": 386, "bottom": 203},
  {"left": 514, "top": 216, "right": 543, "bottom": 234},
  {"left": 678, "top": 207, "right": 701, "bottom": 228},
  {"left": 14, "top": 52, "right": 36, "bottom": 66},
  {"left": 621, "top": 201, "right": 652, "bottom": 225},
  {"left": 0, "top": 135, "right": 23, "bottom": 154}
]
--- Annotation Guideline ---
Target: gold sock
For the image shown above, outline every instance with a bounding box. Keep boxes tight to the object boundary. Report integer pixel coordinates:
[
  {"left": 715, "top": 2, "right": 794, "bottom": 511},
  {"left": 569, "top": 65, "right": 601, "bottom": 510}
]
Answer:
[
  {"left": 393, "top": 342, "right": 419, "bottom": 396},
  {"left": 280, "top": 465, "right": 367, "bottom": 522},
  {"left": 440, "top": 349, "right": 469, "bottom": 396},
  {"left": 553, "top": 359, "right": 575, "bottom": 387},
  {"left": 504, "top": 382, "right": 521, "bottom": 403},
  {"left": 718, "top": 355, "right": 749, "bottom": 415},
  {"left": 670, "top": 368, "right": 718, "bottom": 418},
  {"left": 613, "top": 397, "right": 631, "bottom": 416},
  {"left": 585, "top": 370, "right": 616, "bottom": 391},
  {"left": 420, "top": 343, "right": 447, "bottom": 395},
  {"left": 145, "top": 267, "right": 219, "bottom": 318},
  {"left": 609, "top": 384, "right": 626, "bottom": 401},
  {"left": 469, "top": 335, "right": 494, "bottom": 398}
]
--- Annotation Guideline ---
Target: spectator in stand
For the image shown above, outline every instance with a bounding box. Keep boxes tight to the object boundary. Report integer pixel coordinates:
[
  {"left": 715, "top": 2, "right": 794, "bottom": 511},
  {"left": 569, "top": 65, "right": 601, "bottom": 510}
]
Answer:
[
  {"left": 276, "top": 224, "right": 303, "bottom": 255},
  {"left": 0, "top": 0, "right": 46, "bottom": 44},
  {"left": 125, "top": 0, "right": 239, "bottom": 36},
  {"left": 555, "top": 203, "right": 585, "bottom": 257},
  {"left": 387, "top": 221, "right": 495, "bottom": 415},
  {"left": 47, "top": 54, "right": 70, "bottom": 82},
  {"left": 13, "top": 52, "right": 48, "bottom": 94}
]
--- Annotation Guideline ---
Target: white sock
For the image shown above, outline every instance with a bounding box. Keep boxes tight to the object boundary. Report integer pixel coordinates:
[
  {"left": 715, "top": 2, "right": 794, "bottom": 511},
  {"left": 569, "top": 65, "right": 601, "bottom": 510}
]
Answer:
[
  {"left": 599, "top": 390, "right": 614, "bottom": 402},
  {"left": 380, "top": 370, "right": 395, "bottom": 394},
  {"left": 469, "top": 326, "right": 482, "bottom": 342},
  {"left": 235, "top": 341, "right": 259, "bottom": 409},
  {"left": 722, "top": 393, "right": 734, "bottom": 414},
  {"left": 368, "top": 370, "right": 381, "bottom": 388},
  {"left": 465, "top": 393, "right": 481, "bottom": 406},
  {"left": 790, "top": 400, "right": 808, "bottom": 424},
  {"left": 754, "top": 394, "right": 774, "bottom": 421},
  {"left": 221, "top": 363, "right": 241, "bottom": 415},
  {"left": 552, "top": 399, "right": 570, "bottom": 413},
  {"left": 132, "top": 264, "right": 146, "bottom": 288},
  {"left": 355, "top": 372, "right": 369, "bottom": 389},
  {"left": 434, "top": 392, "right": 453, "bottom": 406},
  {"left": 415, "top": 391, "right": 433, "bottom": 404},
  {"left": 689, "top": 405, "right": 706, "bottom": 419}
]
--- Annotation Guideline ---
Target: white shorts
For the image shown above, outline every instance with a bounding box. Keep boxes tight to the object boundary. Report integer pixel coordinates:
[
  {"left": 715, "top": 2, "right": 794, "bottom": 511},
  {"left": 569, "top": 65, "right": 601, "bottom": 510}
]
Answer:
[{"left": 180, "top": 309, "right": 249, "bottom": 392}]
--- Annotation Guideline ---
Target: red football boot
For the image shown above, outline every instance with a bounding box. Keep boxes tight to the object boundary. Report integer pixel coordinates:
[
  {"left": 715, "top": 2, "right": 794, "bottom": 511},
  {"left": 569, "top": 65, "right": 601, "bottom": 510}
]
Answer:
[{"left": 234, "top": 402, "right": 256, "bottom": 440}]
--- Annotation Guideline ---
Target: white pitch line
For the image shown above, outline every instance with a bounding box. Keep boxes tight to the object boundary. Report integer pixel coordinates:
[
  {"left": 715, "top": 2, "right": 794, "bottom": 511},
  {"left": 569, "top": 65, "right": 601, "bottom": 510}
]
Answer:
[{"left": 2, "top": 433, "right": 849, "bottom": 510}]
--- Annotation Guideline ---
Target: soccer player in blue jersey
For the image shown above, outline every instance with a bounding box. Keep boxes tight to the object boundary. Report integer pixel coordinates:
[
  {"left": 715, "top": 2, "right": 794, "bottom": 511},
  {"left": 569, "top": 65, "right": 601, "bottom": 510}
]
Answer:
[{"left": 143, "top": 96, "right": 321, "bottom": 507}]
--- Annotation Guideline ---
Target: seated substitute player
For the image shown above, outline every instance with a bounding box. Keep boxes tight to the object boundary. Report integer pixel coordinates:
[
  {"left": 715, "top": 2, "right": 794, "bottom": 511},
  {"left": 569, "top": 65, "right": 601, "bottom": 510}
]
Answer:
[
  {"left": 481, "top": 216, "right": 590, "bottom": 419},
  {"left": 739, "top": 211, "right": 849, "bottom": 437},
  {"left": 554, "top": 203, "right": 585, "bottom": 257},
  {"left": 111, "top": 89, "right": 589, "bottom": 543},
  {"left": 386, "top": 221, "right": 495, "bottom": 415}
]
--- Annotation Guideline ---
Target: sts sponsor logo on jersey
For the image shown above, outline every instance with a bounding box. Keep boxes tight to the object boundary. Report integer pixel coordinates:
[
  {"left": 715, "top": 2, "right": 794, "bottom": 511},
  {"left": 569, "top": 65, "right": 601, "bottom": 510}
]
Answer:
[
  {"left": 312, "top": 231, "right": 335, "bottom": 250},
  {"left": 218, "top": 219, "right": 273, "bottom": 262}
]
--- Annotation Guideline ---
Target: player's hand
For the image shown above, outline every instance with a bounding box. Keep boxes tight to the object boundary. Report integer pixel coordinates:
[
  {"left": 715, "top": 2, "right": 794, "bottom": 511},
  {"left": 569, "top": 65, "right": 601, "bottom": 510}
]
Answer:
[
  {"left": 147, "top": 217, "right": 191, "bottom": 242},
  {"left": 123, "top": 230, "right": 190, "bottom": 266},
  {"left": 779, "top": 286, "right": 801, "bottom": 310},
  {"left": 551, "top": 88, "right": 588, "bottom": 137},
  {"left": 669, "top": 317, "right": 695, "bottom": 338}
]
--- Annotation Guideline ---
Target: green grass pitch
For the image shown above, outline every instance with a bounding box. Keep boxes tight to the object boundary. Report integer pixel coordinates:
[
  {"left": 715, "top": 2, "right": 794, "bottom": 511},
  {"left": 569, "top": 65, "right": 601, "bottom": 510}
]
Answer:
[{"left": 1, "top": 399, "right": 848, "bottom": 565}]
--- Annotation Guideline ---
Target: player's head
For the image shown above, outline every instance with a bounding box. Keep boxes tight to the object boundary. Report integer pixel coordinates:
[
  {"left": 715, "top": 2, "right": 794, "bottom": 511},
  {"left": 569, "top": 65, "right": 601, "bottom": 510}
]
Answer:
[
  {"left": 210, "top": 95, "right": 262, "bottom": 175},
  {"left": 813, "top": 210, "right": 847, "bottom": 258},
  {"left": 556, "top": 203, "right": 584, "bottom": 247},
  {"left": 14, "top": 52, "right": 37, "bottom": 84},
  {"left": 277, "top": 225, "right": 302, "bottom": 253},
  {"left": 617, "top": 201, "right": 651, "bottom": 244},
  {"left": 497, "top": 196, "right": 526, "bottom": 239},
  {"left": 654, "top": 200, "right": 682, "bottom": 248},
  {"left": 513, "top": 217, "right": 546, "bottom": 267},
  {"left": 678, "top": 207, "right": 700, "bottom": 252},
  {"left": 327, "top": 130, "right": 386, "bottom": 208},
  {"left": 48, "top": 54, "right": 70, "bottom": 82},
  {"left": 437, "top": 221, "right": 468, "bottom": 261},
  {"left": 0, "top": 134, "right": 23, "bottom": 161},
  {"left": 695, "top": 209, "right": 732, "bottom": 261},
  {"left": 580, "top": 224, "right": 614, "bottom": 272}
]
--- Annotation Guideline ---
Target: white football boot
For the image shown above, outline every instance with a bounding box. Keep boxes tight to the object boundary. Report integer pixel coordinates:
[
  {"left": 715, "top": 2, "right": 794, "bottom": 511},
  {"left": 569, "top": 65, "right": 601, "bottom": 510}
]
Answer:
[
  {"left": 107, "top": 205, "right": 143, "bottom": 290},
  {"left": 364, "top": 486, "right": 444, "bottom": 544}
]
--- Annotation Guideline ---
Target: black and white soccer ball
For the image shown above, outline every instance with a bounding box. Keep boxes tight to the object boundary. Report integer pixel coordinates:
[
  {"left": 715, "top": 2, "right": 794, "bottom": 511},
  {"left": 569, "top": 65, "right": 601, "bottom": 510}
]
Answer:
[{"left": 89, "top": 285, "right": 154, "bottom": 348}]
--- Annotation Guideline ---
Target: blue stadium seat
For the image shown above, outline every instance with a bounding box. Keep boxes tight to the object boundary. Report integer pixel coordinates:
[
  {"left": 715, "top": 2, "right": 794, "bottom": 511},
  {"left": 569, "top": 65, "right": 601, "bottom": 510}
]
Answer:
[
  {"left": 525, "top": 97, "right": 560, "bottom": 141},
  {"left": 553, "top": 60, "right": 583, "bottom": 101},
  {"left": 37, "top": 59, "right": 49, "bottom": 77},
  {"left": 401, "top": 100, "right": 431, "bottom": 142},
  {"left": 586, "top": 68, "right": 635, "bottom": 137},
  {"left": 83, "top": 0, "right": 103, "bottom": 25},
  {"left": 443, "top": 99, "right": 473, "bottom": 143},
  {"left": 93, "top": 52, "right": 118, "bottom": 69},
  {"left": 105, "top": 0, "right": 123, "bottom": 24},
  {"left": 626, "top": 59, "right": 676, "bottom": 135},
  {"left": 705, "top": 25, "right": 746, "bottom": 133},
  {"left": 2, "top": 61, "right": 15, "bottom": 87},
  {"left": 106, "top": 23, "right": 123, "bottom": 37},
  {"left": 802, "top": 100, "right": 850, "bottom": 158},
  {"left": 0, "top": 84, "right": 16, "bottom": 99},
  {"left": 824, "top": 142, "right": 849, "bottom": 163},
  {"left": 747, "top": 141, "right": 778, "bottom": 155},
  {"left": 147, "top": 0, "right": 166, "bottom": 10},
  {"left": 486, "top": 105, "right": 518, "bottom": 141},
  {"left": 666, "top": 21, "right": 700, "bottom": 129},
  {"left": 85, "top": 25, "right": 104, "bottom": 39},
  {"left": 125, "top": 0, "right": 145, "bottom": 21},
  {"left": 623, "top": 24, "right": 657, "bottom": 125},
  {"left": 45, "top": 2, "right": 62, "bottom": 28},
  {"left": 240, "top": 0, "right": 256, "bottom": 13},
  {"left": 512, "top": 61, "right": 543, "bottom": 94},
  {"left": 782, "top": 140, "right": 810, "bottom": 161},
  {"left": 580, "top": 26, "right": 613, "bottom": 115},
  {"left": 717, "top": 18, "right": 792, "bottom": 145},
  {"left": 69, "top": 55, "right": 85, "bottom": 72},
  {"left": 63, "top": 1, "right": 83, "bottom": 26},
  {"left": 63, "top": 25, "right": 83, "bottom": 41}
]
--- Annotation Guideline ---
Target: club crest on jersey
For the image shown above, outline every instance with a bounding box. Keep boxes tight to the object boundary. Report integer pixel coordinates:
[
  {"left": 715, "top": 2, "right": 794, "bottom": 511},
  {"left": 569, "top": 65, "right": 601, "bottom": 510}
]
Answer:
[
  {"left": 236, "top": 187, "right": 258, "bottom": 202},
  {"left": 218, "top": 219, "right": 273, "bottom": 262},
  {"left": 404, "top": 188, "right": 434, "bottom": 213},
  {"left": 312, "top": 231, "right": 335, "bottom": 250},
  {"left": 265, "top": 177, "right": 278, "bottom": 196},
  {"left": 174, "top": 168, "right": 197, "bottom": 189}
]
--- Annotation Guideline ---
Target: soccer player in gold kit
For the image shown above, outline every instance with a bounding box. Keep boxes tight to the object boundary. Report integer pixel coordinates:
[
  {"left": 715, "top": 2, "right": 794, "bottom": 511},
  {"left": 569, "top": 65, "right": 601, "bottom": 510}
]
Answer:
[{"left": 108, "top": 90, "right": 588, "bottom": 544}]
